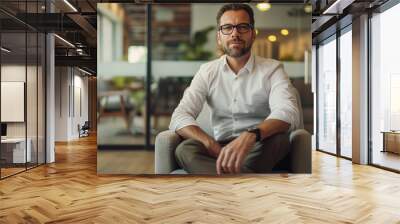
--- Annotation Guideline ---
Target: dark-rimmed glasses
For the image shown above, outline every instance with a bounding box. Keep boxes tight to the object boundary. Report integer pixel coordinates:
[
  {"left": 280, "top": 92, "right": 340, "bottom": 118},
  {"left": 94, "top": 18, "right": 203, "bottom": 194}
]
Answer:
[{"left": 219, "top": 23, "right": 253, "bottom": 35}]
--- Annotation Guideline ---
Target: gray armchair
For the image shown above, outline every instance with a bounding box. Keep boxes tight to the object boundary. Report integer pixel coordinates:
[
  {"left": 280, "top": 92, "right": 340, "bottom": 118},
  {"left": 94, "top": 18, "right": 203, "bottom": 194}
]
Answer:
[{"left": 155, "top": 89, "right": 311, "bottom": 174}]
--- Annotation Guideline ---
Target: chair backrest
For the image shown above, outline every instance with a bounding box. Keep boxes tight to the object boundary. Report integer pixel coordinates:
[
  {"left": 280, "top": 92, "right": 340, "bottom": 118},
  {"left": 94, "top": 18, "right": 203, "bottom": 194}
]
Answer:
[
  {"left": 82, "top": 121, "right": 90, "bottom": 129},
  {"left": 195, "top": 87, "right": 304, "bottom": 136},
  {"left": 293, "top": 87, "right": 304, "bottom": 129}
]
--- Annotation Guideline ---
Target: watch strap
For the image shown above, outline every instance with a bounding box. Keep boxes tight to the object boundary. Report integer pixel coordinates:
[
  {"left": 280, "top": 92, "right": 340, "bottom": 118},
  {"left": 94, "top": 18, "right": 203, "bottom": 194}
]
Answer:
[{"left": 247, "top": 127, "right": 261, "bottom": 142}]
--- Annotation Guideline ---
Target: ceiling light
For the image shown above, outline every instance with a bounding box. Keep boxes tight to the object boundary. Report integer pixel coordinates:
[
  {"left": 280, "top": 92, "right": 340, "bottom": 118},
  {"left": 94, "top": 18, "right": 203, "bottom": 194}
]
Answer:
[
  {"left": 280, "top": 29, "right": 289, "bottom": 36},
  {"left": 267, "top": 35, "right": 277, "bottom": 42},
  {"left": 54, "top": 34, "right": 75, "bottom": 48},
  {"left": 304, "top": 5, "right": 312, "bottom": 13},
  {"left": 78, "top": 67, "right": 92, "bottom": 76},
  {"left": 256, "top": 3, "right": 271, "bottom": 12},
  {"left": 322, "top": 0, "right": 350, "bottom": 15},
  {"left": 1, "top": 47, "right": 11, "bottom": 53},
  {"left": 63, "top": 0, "right": 78, "bottom": 12}
]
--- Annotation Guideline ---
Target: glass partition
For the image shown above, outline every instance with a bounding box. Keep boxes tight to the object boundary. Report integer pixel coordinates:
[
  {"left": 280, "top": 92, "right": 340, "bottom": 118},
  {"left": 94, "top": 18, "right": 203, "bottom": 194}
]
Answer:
[
  {"left": 339, "top": 27, "right": 352, "bottom": 158},
  {"left": 97, "top": 3, "right": 312, "bottom": 174},
  {"left": 38, "top": 32, "right": 45, "bottom": 165},
  {"left": 371, "top": 3, "right": 400, "bottom": 171},
  {"left": 27, "top": 30, "right": 38, "bottom": 169},
  {"left": 97, "top": 3, "right": 147, "bottom": 147},
  {"left": 149, "top": 3, "right": 313, "bottom": 144},
  {"left": 0, "top": 1, "right": 46, "bottom": 179},
  {"left": 317, "top": 35, "right": 337, "bottom": 154},
  {"left": 149, "top": 4, "right": 214, "bottom": 143},
  {"left": 1, "top": 30, "right": 28, "bottom": 177}
]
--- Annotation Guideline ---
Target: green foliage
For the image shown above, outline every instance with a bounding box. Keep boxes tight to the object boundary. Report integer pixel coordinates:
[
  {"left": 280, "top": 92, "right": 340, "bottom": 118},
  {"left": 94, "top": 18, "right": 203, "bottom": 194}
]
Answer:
[
  {"left": 110, "top": 76, "right": 145, "bottom": 112},
  {"left": 179, "top": 26, "right": 215, "bottom": 61},
  {"left": 111, "top": 76, "right": 133, "bottom": 90}
]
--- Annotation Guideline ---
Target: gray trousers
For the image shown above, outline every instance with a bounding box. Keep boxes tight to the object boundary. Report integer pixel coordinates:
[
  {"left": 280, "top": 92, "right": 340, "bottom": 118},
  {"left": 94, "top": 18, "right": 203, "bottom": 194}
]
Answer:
[{"left": 175, "top": 133, "right": 290, "bottom": 174}]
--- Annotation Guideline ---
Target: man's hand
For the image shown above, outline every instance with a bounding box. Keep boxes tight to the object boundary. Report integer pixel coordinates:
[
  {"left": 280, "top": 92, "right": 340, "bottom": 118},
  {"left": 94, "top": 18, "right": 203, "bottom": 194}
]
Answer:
[
  {"left": 176, "top": 125, "right": 222, "bottom": 158},
  {"left": 216, "top": 132, "right": 257, "bottom": 175}
]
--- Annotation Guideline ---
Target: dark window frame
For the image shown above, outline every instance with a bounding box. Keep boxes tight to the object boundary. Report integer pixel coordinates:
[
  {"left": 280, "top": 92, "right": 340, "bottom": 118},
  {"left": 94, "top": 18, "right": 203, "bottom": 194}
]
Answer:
[{"left": 314, "top": 20, "right": 353, "bottom": 161}]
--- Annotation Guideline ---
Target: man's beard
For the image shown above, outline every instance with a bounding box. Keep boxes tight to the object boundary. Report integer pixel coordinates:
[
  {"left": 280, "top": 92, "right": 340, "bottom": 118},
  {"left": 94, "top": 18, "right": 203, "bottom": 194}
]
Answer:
[{"left": 222, "top": 39, "right": 252, "bottom": 58}]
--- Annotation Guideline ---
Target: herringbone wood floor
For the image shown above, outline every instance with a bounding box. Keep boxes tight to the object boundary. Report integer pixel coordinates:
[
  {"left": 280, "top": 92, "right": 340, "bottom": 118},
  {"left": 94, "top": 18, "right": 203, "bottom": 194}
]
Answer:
[{"left": 1, "top": 135, "right": 400, "bottom": 223}]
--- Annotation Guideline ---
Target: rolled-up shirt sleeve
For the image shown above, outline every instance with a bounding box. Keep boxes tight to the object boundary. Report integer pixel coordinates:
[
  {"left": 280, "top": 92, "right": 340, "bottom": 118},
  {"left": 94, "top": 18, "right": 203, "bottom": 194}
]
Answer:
[
  {"left": 169, "top": 66, "right": 208, "bottom": 131},
  {"left": 266, "top": 63, "right": 301, "bottom": 131}
]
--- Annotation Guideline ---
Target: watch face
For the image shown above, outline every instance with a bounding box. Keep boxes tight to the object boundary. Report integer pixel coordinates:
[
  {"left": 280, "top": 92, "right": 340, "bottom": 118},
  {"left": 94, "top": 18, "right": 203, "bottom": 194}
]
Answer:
[{"left": 248, "top": 127, "right": 258, "bottom": 132}]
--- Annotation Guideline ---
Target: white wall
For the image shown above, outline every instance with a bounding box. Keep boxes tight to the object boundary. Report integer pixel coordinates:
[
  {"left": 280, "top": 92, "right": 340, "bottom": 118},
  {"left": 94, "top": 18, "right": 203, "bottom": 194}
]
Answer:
[
  {"left": 55, "top": 67, "right": 68, "bottom": 141},
  {"left": 1, "top": 65, "right": 26, "bottom": 81},
  {"left": 1, "top": 63, "right": 46, "bottom": 164},
  {"left": 1, "top": 82, "right": 25, "bottom": 122},
  {"left": 72, "top": 73, "right": 89, "bottom": 138},
  {"left": 1, "top": 65, "right": 37, "bottom": 137},
  {"left": 1, "top": 65, "right": 26, "bottom": 139},
  {"left": 55, "top": 67, "right": 89, "bottom": 141}
]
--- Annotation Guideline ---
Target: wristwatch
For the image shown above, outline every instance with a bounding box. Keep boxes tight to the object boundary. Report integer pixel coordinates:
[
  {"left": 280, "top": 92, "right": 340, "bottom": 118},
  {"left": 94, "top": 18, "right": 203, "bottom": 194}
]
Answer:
[{"left": 246, "top": 127, "right": 261, "bottom": 142}]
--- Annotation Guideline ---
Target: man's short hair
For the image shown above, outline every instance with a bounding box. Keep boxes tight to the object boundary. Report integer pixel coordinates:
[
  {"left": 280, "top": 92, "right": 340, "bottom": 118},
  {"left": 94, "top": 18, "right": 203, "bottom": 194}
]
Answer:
[{"left": 216, "top": 3, "right": 255, "bottom": 27}]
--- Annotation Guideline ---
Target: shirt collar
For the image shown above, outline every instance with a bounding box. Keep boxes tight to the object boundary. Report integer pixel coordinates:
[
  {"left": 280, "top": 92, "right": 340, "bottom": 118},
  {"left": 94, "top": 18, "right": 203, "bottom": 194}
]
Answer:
[
  {"left": 243, "top": 53, "right": 255, "bottom": 73},
  {"left": 221, "top": 53, "right": 255, "bottom": 74}
]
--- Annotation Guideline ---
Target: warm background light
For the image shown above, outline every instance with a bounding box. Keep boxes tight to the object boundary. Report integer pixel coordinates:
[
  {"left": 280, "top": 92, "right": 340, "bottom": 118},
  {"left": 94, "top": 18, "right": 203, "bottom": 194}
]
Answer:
[
  {"left": 267, "top": 35, "right": 277, "bottom": 42},
  {"left": 281, "top": 29, "right": 289, "bottom": 36},
  {"left": 256, "top": 3, "right": 271, "bottom": 12},
  {"left": 304, "top": 4, "right": 312, "bottom": 13}
]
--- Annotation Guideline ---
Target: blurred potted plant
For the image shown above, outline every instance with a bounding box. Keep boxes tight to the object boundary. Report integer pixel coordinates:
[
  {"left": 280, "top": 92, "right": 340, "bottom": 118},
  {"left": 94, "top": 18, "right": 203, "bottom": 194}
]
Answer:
[{"left": 178, "top": 26, "right": 215, "bottom": 61}]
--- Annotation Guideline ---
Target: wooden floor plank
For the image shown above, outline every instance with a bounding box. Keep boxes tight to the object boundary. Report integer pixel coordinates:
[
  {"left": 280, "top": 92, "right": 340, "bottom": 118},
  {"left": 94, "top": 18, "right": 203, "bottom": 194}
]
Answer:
[{"left": 0, "top": 135, "right": 399, "bottom": 223}]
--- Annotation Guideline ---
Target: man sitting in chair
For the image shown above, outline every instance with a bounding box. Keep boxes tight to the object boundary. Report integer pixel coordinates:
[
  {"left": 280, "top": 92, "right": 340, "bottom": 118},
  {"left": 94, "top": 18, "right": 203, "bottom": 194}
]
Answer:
[{"left": 169, "top": 3, "right": 301, "bottom": 175}]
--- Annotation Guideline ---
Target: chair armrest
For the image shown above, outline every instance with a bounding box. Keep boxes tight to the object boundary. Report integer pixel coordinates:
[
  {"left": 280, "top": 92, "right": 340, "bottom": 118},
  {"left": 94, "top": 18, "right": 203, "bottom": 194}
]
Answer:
[
  {"left": 289, "top": 129, "right": 312, "bottom": 173},
  {"left": 155, "top": 130, "right": 183, "bottom": 174}
]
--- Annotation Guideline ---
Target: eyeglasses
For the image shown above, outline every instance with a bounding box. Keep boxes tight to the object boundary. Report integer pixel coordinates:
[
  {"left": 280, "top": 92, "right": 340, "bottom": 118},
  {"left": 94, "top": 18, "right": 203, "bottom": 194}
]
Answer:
[{"left": 219, "top": 23, "right": 253, "bottom": 35}]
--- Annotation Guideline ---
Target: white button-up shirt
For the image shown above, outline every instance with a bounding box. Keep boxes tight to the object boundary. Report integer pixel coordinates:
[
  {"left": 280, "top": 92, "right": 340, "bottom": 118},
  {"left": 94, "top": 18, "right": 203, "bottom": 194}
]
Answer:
[{"left": 169, "top": 54, "right": 301, "bottom": 141}]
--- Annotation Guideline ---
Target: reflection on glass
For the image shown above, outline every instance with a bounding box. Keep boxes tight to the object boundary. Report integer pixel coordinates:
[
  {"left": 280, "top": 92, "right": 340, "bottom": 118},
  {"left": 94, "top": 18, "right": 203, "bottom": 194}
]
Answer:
[
  {"left": 0, "top": 1, "right": 46, "bottom": 179},
  {"left": 27, "top": 31, "right": 38, "bottom": 169},
  {"left": 340, "top": 29, "right": 352, "bottom": 158},
  {"left": 318, "top": 37, "right": 337, "bottom": 154},
  {"left": 38, "top": 32, "right": 46, "bottom": 165},
  {"left": 149, "top": 3, "right": 312, "bottom": 144},
  {"left": 1, "top": 32, "right": 28, "bottom": 177},
  {"left": 97, "top": 4, "right": 147, "bottom": 146},
  {"left": 371, "top": 4, "right": 400, "bottom": 171},
  {"left": 150, "top": 4, "right": 213, "bottom": 144},
  {"left": 97, "top": 3, "right": 312, "bottom": 174}
]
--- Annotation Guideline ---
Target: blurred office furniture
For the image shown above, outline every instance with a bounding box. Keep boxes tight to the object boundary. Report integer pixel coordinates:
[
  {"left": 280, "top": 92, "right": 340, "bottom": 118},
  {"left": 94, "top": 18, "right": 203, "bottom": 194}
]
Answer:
[
  {"left": 1, "top": 123, "right": 7, "bottom": 139},
  {"left": 381, "top": 131, "right": 400, "bottom": 154},
  {"left": 152, "top": 77, "right": 191, "bottom": 130},
  {"left": 98, "top": 89, "right": 135, "bottom": 130},
  {"left": 78, "top": 121, "right": 90, "bottom": 138},
  {"left": 291, "top": 78, "right": 314, "bottom": 134},
  {"left": 155, "top": 89, "right": 311, "bottom": 174},
  {"left": 98, "top": 78, "right": 144, "bottom": 132},
  {"left": 1, "top": 138, "right": 32, "bottom": 166}
]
